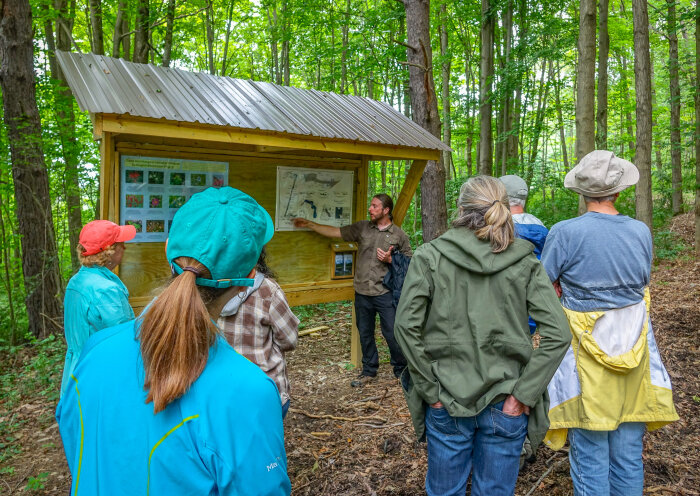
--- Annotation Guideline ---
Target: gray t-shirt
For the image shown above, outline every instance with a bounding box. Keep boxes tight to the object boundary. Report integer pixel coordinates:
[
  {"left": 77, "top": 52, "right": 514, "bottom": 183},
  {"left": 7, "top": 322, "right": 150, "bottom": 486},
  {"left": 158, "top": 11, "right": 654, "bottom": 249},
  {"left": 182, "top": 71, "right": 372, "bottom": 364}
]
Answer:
[{"left": 541, "top": 212, "right": 652, "bottom": 312}]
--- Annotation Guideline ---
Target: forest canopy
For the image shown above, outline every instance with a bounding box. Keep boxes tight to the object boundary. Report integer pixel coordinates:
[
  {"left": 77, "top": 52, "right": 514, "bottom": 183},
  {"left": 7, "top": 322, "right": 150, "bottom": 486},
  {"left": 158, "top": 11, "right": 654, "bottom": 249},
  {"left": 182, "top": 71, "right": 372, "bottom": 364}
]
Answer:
[{"left": 0, "top": 0, "right": 698, "bottom": 340}]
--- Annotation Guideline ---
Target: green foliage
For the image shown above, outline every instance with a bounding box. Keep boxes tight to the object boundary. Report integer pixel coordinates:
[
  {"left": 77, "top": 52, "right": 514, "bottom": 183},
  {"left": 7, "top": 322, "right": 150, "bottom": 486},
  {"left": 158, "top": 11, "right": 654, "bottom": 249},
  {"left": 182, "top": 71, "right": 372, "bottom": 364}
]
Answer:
[
  {"left": 0, "top": 0, "right": 695, "bottom": 338},
  {"left": 294, "top": 300, "right": 352, "bottom": 330},
  {"left": 25, "top": 472, "right": 49, "bottom": 491}
]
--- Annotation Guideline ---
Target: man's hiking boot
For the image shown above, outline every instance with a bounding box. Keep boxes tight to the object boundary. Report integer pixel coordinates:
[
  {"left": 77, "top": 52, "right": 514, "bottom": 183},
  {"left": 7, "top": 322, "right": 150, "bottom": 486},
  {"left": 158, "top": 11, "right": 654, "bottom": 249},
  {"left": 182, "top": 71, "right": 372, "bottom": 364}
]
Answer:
[{"left": 351, "top": 374, "right": 376, "bottom": 387}]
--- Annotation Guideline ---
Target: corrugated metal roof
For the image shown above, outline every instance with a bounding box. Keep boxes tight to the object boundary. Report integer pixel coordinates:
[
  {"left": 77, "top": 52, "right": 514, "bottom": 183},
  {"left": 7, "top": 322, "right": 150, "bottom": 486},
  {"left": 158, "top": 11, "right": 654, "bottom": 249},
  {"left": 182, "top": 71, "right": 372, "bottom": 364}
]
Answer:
[{"left": 56, "top": 51, "right": 450, "bottom": 153}]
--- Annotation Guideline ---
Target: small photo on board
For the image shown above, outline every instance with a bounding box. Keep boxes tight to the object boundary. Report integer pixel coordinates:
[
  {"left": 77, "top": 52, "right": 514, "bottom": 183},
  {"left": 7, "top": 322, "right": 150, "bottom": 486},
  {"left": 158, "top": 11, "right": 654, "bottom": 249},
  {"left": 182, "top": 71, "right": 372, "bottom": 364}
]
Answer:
[
  {"left": 126, "top": 194, "right": 144, "bottom": 208},
  {"left": 125, "top": 170, "right": 144, "bottom": 184},
  {"left": 125, "top": 219, "right": 143, "bottom": 232},
  {"left": 149, "top": 195, "right": 163, "bottom": 208},
  {"left": 191, "top": 173, "right": 207, "bottom": 187},
  {"left": 169, "top": 195, "right": 186, "bottom": 209},
  {"left": 212, "top": 175, "right": 225, "bottom": 188},
  {"left": 170, "top": 173, "right": 185, "bottom": 186},
  {"left": 148, "top": 171, "right": 164, "bottom": 184},
  {"left": 146, "top": 220, "right": 165, "bottom": 233}
]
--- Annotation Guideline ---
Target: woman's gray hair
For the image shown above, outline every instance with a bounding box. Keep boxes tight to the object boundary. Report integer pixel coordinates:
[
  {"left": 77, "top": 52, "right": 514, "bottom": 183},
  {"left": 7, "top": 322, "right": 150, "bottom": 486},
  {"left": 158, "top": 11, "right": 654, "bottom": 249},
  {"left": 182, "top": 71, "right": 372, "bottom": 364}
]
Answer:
[{"left": 453, "top": 176, "right": 514, "bottom": 253}]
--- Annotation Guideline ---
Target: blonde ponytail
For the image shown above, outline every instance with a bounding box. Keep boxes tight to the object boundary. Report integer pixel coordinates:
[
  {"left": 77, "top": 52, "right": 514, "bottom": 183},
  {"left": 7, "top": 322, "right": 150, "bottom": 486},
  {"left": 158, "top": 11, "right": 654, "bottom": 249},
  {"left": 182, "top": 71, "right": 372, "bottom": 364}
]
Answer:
[
  {"left": 139, "top": 257, "right": 222, "bottom": 413},
  {"left": 453, "top": 176, "right": 515, "bottom": 253}
]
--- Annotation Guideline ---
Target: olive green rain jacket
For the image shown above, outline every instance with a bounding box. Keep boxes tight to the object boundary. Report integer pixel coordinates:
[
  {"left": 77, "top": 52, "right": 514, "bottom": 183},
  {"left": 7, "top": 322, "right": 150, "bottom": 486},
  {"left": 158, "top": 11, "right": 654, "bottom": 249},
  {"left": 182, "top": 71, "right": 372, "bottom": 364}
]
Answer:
[{"left": 395, "top": 228, "right": 570, "bottom": 448}]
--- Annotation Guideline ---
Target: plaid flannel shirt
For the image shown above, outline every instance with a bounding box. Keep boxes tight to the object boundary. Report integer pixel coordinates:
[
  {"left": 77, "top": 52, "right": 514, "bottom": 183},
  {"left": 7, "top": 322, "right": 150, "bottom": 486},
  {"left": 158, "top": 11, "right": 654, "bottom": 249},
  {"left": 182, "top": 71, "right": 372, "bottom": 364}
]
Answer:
[{"left": 218, "top": 277, "right": 299, "bottom": 404}]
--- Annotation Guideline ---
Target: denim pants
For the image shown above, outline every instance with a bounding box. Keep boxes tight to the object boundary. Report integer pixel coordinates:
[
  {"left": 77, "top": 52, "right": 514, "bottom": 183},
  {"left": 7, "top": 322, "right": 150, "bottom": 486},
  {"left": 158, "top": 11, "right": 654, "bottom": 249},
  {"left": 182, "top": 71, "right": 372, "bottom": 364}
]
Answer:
[
  {"left": 568, "top": 423, "right": 645, "bottom": 496},
  {"left": 354, "top": 292, "right": 407, "bottom": 377},
  {"left": 425, "top": 401, "right": 527, "bottom": 496}
]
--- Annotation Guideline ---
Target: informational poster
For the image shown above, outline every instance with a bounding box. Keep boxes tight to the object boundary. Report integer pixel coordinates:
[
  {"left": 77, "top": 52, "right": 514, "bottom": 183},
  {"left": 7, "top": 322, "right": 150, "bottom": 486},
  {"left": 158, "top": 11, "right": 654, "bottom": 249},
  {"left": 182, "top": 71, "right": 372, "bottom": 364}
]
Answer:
[
  {"left": 275, "top": 166, "right": 353, "bottom": 231},
  {"left": 120, "top": 155, "right": 228, "bottom": 242}
]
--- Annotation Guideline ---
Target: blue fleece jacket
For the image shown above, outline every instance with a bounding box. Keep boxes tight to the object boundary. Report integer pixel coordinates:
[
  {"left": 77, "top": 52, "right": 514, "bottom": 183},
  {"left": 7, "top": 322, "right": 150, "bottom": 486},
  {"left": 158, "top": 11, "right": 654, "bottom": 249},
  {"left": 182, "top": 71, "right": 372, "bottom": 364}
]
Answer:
[{"left": 56, "top": 320, "right": 291, "bottom": 496}]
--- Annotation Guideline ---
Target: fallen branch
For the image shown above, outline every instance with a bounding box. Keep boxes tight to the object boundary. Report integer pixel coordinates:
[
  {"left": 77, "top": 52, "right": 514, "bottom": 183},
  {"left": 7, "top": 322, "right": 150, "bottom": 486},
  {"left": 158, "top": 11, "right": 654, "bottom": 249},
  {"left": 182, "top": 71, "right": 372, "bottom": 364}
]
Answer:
[
  {"left": 355, "top": 422, "right": 404, "bottom": 429},
  {"left": 299, "top": 326, "right": 330, "bottom": 337},
  {"left": 647, "top": 486, "right": 699, "bottom": 496},
  {"left": 290, "top": 408, "right": 386, "bottom": 423},
  {"left": 524, "top": 459, "right": 566, "bottom": 496}
]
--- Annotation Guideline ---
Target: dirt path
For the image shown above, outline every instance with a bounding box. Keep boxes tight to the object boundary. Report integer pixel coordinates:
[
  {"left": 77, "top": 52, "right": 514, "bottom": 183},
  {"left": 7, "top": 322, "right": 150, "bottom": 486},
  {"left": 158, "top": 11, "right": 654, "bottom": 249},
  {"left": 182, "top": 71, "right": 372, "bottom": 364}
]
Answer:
[{"left": 1, "top": 223, "right": 697, "bottom": 495}]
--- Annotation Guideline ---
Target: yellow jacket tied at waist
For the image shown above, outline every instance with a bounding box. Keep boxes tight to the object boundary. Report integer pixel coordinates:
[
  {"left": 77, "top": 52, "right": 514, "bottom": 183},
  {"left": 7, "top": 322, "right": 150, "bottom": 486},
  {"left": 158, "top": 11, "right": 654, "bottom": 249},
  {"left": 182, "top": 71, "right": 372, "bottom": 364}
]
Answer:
[{"left": 545, "top": 289, "right": 678, "bottom": 450}]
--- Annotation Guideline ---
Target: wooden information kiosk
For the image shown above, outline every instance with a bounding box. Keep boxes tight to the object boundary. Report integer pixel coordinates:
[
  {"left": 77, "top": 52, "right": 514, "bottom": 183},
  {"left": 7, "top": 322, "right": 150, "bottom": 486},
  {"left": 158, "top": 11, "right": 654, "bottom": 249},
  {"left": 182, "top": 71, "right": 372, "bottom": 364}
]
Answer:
[{"left": 56, "top": 51, "right": 449, "bottom": 366}]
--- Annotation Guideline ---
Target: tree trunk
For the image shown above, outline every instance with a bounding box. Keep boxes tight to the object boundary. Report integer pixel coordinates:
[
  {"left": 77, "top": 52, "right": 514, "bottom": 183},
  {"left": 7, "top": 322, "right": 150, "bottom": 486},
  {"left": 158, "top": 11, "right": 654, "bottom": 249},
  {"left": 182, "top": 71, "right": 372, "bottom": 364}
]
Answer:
[
  {"left": 668, "top": 0, "right": 682, "bottom": 215},
  {"left": 281, "top": 0, "right": 290, "bottom": 86},
  {"left": 500, "top": 0, "right": 513, "bottom": 176},
  {"left": 555, "top": 61, "right": 570, "bottom": 171},
  {"left": 478, "top": 0, "right": 494, "bottom": 176},
  {"left": 112, "top": 0, "right": 130, "bottom": 59},
  {"left": 596, "top": 0, "right": 609, "bottom": 150},
  {"left": 88, "top": 0, "right": 103, "bottom": 55},
  {"left": 439, "top": 0, "right": 452, "bottom": 179},
  {"left": 576, "top": 0, "right": 596, "bottom": 163},
  {"left": 405, "top": 0, "right": 447, "bottom": 242},
  {"left": 695, "top": 0, "right": 699, "bottom": 255},
  {"left": 205, "top": 3, "right": 215, "bottom": 75},
  {"left": 133, "top": 0, "right": 149, "bottom": 63},
  {"left": 162, "top": 0, "right": 176, "bottom": 67},
  {"left": 0, "top": 0, "right": 63, "bottom": 337},
  {"left": 340, "top": 0, "right": 350, "bottom": 93},
  {"left": 54, "top": 0, "right": 82, "bottom": 273},
  {"left": 526, "top": 59, "right": 553, "bottom": 186},
  {"left": 632, "top": 0, "right": 653, "bottom": 231}
]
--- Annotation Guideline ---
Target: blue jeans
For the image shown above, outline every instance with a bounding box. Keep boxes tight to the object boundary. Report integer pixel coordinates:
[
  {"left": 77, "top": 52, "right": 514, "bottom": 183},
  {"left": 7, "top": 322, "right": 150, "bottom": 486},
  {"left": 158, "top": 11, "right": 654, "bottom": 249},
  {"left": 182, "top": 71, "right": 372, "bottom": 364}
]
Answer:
[
  {"left": 282, "top": 399, "right": 290, "bottom": 420},
  {"left": 568, "top": 423, "right": 645, "bottom": 496},
  {"left": 425, "top": 401, "right": 527, "bottom": 496}
]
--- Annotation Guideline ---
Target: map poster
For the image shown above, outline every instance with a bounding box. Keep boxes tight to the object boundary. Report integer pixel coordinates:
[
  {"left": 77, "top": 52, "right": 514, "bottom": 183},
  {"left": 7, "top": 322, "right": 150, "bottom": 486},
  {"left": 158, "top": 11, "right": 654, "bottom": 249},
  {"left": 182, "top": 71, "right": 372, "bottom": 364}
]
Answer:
[
  {"left": 120, "top": 155, "right": 228, "bottom": 243},
  {"left": 275, "top": 166, "right": 354, "bottom": 231}
]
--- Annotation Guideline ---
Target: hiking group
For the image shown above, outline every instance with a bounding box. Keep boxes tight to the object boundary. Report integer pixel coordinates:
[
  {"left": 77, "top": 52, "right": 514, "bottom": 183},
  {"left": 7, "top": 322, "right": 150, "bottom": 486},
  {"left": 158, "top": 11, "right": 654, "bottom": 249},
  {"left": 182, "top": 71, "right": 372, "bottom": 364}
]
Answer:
[{"left": 57, "top": 150, "right": 678, "bottom": 496}]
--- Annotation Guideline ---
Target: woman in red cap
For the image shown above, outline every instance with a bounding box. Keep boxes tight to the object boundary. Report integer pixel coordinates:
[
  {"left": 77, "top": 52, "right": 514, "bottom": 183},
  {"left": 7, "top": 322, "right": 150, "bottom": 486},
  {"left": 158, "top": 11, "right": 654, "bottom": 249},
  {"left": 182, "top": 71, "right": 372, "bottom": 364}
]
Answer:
[{"left": 59, "top": 219, "right": 136, "bottom": 397}]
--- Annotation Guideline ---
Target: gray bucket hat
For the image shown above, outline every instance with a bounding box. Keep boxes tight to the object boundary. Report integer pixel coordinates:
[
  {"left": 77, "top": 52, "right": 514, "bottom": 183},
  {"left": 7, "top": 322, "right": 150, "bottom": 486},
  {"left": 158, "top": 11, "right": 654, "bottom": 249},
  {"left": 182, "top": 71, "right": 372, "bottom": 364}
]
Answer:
[
  {"left": 564, "top": 150, "right": 639, "bottom": 197},
  {"left": 499, "top": 175, "right": 528, "bottom": 201}
]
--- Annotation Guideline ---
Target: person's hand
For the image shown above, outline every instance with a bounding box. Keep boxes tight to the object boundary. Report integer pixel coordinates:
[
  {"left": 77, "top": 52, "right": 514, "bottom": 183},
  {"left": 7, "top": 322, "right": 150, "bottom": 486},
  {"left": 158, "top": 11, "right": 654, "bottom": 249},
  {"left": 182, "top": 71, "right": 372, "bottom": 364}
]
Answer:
[
  {"left": 502, "top": 395, "right": 530, "bottom": 416},
  {"left": 553, "top": 279, "right": 562, "bottom": 298},
  {"left": 292, "top": 217, "right": 310, "bottom": 228},
  {"left": 430, "top": 401, "right": 444, "bottom": 409},
  {"left": 377, "top": 245, "right": 394, "bottom": 263}
]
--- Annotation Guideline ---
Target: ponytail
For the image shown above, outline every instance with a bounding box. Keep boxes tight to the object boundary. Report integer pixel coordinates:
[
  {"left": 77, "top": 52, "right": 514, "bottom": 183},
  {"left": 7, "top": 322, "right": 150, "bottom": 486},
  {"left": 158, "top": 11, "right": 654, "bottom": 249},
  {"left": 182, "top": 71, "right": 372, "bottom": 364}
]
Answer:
[
  {"left": 139, "top": 257, "right": 222, "bottom": 413},
  {"left": 453, "top": 176, "right": 515, "bottom": 253}
]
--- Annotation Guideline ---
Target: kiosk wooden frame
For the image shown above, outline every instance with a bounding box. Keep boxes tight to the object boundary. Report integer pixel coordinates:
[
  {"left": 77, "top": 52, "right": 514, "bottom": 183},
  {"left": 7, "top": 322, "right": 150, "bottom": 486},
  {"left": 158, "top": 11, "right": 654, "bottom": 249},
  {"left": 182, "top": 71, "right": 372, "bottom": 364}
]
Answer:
[{"left": 57, "top": 51, "right": 449, "bottom": 367}]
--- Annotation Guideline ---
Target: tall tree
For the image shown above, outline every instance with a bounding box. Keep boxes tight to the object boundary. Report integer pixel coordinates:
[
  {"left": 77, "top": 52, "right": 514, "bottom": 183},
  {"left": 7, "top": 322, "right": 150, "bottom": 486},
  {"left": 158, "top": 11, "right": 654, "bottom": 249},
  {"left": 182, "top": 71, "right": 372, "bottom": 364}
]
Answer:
[
  {"left": 162, "top": 0, "right": 176, "bottom": 67},
  {"left": 695, "top": 0, "right": 699, "bottom": 255},
  {"left": 404, "top": 0, "right": 447, "bottom": 241},
  {"left": 54, "top": 0, "right": 83, "bottom": 272},
  {"left": 478, "top": 0, "right": 494, "bottom": 175},
  {"left": 133, "top": 0, "right": 150, "bottom": 63},
  {"left": 668, "top": 0, "right": 682, "bottom": 215},
  {"left": 632, "top": 0, "right": 653, "bottom": 230},
  {"left": 112, "top": 0, "right": 130, "bottom": 59},
  {"left": 0, "top": 0, "right": 63, "bottom": 337},
  {"left": 88, "top": 0, "right": 104, "bottom": 55},
  {"left": 576, "top": 0, "right": 596, "bottom": 163},
  {"left": 596, "top": 0, "right": 609, "bottom": 150},
  {"left": 439, "top": 0, "right": 452, "bottom": 178},
  {"left": 555, "top": 61, "right": 570, "bottom": 171}
]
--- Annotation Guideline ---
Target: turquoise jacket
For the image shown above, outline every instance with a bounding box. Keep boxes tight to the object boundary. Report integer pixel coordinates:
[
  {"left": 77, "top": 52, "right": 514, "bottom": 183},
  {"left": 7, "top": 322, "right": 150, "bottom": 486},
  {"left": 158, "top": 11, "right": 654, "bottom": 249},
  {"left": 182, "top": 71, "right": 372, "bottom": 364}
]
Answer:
[
  {"left": 56, "top": 321, "right": 291, "bottom": 496},
  {"left": 60, "top": 265, "right": 134, "bottom": 397}
]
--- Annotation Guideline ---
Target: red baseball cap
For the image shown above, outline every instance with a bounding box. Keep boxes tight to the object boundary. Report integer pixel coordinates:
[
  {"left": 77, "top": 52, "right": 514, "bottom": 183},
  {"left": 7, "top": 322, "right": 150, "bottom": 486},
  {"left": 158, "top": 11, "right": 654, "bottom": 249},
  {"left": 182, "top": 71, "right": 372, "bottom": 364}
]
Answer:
[{"left": 79, "top": 220, "right": 136, "bottom": 256}]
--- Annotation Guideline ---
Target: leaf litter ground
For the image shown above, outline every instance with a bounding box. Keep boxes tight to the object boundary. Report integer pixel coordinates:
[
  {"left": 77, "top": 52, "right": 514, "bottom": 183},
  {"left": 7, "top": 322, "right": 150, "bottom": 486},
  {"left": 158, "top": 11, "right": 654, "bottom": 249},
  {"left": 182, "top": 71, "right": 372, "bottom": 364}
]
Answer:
[{"left": 1, "top": 214, "right": 698, "bottom": 495}]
